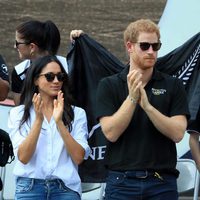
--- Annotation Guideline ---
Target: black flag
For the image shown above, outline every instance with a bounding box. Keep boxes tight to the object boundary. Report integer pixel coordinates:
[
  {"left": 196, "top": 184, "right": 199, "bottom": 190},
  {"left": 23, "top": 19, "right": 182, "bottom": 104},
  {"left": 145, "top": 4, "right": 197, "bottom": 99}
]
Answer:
[
  {"left": 155, "top": 32, "right": 200, "bottom": 121},
  {"left": 67, "top": 34, "right": 124, "bottom": 182}
]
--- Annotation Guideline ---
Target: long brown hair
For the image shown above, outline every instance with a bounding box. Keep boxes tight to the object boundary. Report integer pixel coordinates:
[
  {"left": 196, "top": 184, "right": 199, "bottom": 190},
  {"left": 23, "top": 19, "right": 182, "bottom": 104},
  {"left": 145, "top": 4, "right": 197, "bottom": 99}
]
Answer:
[{"left": 19, "top": 55, "right": 74, "bottom": 132}]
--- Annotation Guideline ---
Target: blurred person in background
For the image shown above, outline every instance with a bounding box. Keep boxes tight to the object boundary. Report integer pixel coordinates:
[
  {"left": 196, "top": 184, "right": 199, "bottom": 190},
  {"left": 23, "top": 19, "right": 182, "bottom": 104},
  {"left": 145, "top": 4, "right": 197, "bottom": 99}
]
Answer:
[
  {"left": 188, "top": 107, "right": 200, "bottom": 171},
  {"left": 12, "top": 20, "right": 68, "bottom": 105}
]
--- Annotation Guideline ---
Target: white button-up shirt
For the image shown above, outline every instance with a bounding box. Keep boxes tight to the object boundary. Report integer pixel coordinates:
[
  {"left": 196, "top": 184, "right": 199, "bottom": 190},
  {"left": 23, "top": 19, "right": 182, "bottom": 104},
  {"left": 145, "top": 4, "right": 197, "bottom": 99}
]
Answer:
[{"left": 8, "top": 105, "right": 91, "bottom": 196}]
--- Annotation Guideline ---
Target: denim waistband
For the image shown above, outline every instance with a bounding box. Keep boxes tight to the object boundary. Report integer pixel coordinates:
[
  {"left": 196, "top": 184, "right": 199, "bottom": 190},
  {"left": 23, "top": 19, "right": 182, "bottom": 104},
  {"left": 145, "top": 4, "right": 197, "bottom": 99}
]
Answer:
[{"left": 17, "top": 177, "right": 62, "bottom": 184}]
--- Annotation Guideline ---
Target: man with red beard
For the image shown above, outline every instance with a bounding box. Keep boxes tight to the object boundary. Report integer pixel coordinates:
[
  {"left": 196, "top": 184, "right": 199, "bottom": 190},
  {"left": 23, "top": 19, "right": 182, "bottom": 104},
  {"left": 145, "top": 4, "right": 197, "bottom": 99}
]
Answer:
[{"left": 96, "top": 19, "right": 190, "bottom": 200}]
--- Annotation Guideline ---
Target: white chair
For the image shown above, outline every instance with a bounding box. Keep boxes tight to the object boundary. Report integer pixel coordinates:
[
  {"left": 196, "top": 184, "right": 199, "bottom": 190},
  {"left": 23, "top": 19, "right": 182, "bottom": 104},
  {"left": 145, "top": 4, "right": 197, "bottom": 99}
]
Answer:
[
  {"left": 82, "top": 182, "right": 105, "bottom": 200},
  {"left": 176, "top": 158, "right": 200, "bottom": 200}
]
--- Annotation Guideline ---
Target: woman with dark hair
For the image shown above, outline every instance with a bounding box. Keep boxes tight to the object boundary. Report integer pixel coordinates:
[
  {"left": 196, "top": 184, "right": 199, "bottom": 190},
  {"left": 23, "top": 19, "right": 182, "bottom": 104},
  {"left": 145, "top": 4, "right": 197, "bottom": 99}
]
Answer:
[
  {"left": 8, "top": 55, "right": 90, "bottom": 200},
  {"left": 12, "top": 20, "right": 68, "bottom": 105}
]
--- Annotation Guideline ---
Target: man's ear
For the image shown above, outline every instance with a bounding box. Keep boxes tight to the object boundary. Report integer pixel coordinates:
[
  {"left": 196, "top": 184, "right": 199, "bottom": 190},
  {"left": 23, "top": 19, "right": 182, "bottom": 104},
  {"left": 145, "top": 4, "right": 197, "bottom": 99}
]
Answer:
[{"left": 126, "top": 41, "right": 134, "bottom": 53}]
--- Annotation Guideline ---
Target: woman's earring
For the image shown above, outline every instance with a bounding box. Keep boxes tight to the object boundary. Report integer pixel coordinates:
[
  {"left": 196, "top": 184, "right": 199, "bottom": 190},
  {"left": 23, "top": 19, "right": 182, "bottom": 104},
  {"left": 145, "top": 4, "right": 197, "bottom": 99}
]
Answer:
[{"left": 30, "top": 51, "right": 34, "bottom": 57}]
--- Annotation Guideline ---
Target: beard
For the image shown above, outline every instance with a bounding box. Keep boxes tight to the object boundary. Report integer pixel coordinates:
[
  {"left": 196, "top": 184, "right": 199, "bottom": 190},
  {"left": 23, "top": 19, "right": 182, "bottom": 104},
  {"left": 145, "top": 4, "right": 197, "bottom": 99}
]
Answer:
[{"left": 136, "top": 57, "right": 156, "bottom": 70}]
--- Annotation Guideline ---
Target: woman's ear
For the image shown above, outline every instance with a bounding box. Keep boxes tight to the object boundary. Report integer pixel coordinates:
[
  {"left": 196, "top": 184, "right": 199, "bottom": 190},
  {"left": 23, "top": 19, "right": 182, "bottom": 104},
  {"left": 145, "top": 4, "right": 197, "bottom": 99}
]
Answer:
[
  {"left": 29, "top": 43, "right": 38, "bottom": 57},
  {"left": 34, "top": 78, "right": 39, "bottom": 87}
]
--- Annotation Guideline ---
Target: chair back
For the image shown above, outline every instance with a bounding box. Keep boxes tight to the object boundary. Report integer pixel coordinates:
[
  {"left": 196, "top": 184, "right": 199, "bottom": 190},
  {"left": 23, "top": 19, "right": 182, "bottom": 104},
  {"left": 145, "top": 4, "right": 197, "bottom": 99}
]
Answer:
[{"left": 177, "top": 158, "right": 200, "bottom": 200}]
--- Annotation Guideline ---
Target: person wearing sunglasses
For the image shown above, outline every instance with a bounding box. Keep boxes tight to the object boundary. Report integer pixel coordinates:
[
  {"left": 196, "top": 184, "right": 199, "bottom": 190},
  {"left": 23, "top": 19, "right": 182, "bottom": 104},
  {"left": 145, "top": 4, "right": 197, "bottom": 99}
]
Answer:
[
  {"left": 0, "top": 54, "right": 9, "bottom": 101},
  {"left": 11, "top": 20, "right": 68, "bottom": 105},
  {"left": 8, "top": 55, "right": 90, "bottom": 200},
  {"left": 96, "top": 19, "right": 190, "bottom": 200}
]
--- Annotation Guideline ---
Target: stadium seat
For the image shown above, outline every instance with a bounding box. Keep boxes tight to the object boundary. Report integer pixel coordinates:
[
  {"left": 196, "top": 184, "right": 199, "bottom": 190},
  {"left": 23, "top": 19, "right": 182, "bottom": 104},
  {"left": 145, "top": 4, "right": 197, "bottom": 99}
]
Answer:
[{"left": 176, "top": 158, "right": 199, "bottom": 200}]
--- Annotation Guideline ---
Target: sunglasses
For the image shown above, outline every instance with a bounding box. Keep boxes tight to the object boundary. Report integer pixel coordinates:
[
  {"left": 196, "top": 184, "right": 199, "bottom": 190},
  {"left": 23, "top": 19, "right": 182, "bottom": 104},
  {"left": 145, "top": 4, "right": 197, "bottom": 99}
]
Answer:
[
  {"left": 15, "top": 40, "right": 30, "bottom": 48},
  {"left": 136, "top": 42, "right": 162, "bottom": 51},
  {"left": 39, "top": 72, "right": 66, "bottom": 82}
]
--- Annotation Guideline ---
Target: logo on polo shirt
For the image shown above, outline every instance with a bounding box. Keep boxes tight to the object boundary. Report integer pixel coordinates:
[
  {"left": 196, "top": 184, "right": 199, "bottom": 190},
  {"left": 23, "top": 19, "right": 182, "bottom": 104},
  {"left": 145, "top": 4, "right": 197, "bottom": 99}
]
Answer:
[{"left": 152, "top": 88, "right": 166, "bottom": 95}]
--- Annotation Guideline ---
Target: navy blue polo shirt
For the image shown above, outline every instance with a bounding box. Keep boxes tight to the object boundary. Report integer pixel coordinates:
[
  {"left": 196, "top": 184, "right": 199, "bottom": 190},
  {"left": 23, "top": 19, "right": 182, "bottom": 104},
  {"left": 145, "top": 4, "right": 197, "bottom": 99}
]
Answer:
[{"left": 96, "top": 66, "right": 190, "bottom": 174}]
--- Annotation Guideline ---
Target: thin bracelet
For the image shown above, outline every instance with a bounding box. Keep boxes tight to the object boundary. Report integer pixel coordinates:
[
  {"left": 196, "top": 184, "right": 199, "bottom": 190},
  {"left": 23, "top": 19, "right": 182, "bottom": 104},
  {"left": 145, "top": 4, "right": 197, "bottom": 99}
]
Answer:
[{"left": 128, "top": 96, "right": 137, "bottom": 104}]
